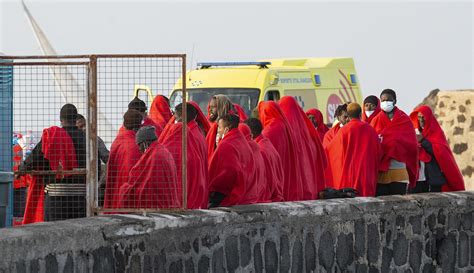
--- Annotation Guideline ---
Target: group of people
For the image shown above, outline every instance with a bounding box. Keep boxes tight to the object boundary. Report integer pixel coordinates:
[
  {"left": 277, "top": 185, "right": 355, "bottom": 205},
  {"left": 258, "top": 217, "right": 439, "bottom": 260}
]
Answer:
[{"left": 18, "top": 88, "right": 465, "bottom": 223}]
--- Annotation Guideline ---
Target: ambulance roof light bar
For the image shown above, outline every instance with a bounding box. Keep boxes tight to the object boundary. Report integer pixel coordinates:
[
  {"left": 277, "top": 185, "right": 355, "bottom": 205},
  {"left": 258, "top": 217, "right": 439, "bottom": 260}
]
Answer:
[{"left": 197, "top": 62, "right": 271, "bottom": 69}]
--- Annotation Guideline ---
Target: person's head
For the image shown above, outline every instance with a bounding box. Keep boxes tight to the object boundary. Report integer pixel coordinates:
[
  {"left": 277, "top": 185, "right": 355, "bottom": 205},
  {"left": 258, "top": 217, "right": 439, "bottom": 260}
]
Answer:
[
  {"left": 347, "top": 103, "right": 362, "bottom": 120},
  {"left": 174, "top": 103, "right": 198, "bottom": 123},
  {"left": 380, "top": 89, "right": 397, "bottom": 113},
  {"left": 76, "top": 114, "right": 86, "bottom": 131},
  {"left": 244, "top": 118, "right": 263, "bottom": 139},
  {"left": 363, "top": 95, "right": 379, "bottom": 111},
  {"left": 334, "top": 103, "right": 349, "bottom": 126},
  {"left": 209, "top": 95, "right": 233, "bottom": 122},
  {"left": 135, "top": 126, "right": 157, "bottom": 153},
  {"left": 123, "top": 109, "right": 144, "bottom": 131},
  {"left": 160, "top": 95, "right": 170, "bottom": 107},
  {"left": 417, "top": 112, "right": 425, "bottom": 130},
  {"left": 60, "top": 104, "right": 78, "bottom": 127},
  {"left": 217, "top": 114, "right": 239, "bottom": 143},
  {"left": 128, "top": 97, "right": 147, "bottom": 117}
]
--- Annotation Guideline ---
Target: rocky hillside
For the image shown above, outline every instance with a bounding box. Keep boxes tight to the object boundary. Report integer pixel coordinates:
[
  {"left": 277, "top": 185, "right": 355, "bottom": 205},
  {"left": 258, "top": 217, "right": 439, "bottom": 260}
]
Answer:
[{"left": 419, "top": 89, "right": 473, "bottom": 189}]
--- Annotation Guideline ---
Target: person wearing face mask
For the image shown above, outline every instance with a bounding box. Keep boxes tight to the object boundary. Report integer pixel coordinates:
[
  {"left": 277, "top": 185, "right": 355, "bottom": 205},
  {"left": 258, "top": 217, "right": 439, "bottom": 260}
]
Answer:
[
  {"left": 118, "top": 126, "right": 180, "bottom": 209},
  {"left": 369, "top": 89, "right": 419, "bottom": 196},
  {"left": 208, "top": 114, "right": 258, "bottom": 208},
  {"left": 362, "top": 95, "right": 381, "bottom": 123},
  {"left": 324, "top": 103, "right": 382, "bottom": 196},
  {"left": 322, "top": 103, "right": 350, "bottom": 148},
  {"left": 104, "top": 110, "right": 143, "bottom": 209},
  {"left": 409, "top": 106, "right": 464, "bottom": 193}
]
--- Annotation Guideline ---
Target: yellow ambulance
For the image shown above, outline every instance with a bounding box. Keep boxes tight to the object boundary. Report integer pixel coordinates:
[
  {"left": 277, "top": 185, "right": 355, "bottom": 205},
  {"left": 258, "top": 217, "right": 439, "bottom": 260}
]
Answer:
[{"left": 169, "top": 58, "right": 362, "bottom": 124}]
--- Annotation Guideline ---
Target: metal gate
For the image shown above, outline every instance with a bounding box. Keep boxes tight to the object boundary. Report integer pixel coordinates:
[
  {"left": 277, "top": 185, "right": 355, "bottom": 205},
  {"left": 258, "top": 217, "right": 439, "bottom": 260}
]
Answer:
[{"left": 0, "top": 54, "right": 187, "bottom": 226}]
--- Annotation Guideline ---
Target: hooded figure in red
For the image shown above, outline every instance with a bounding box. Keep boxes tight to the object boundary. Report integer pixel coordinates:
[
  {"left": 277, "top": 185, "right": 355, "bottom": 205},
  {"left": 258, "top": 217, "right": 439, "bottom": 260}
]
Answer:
[
  {"left": 189, "top": 101, "right": 210, "bottom": 136},
  {"left": 279, "top": 96, "right": 326, "bottom": 199},
  {"left": 410, "top": 105, "right": 464, "bottom": 192},
  {"left": 19, "top": 104, "right": 83, "bottom": 224},
  {"left": 362, "top": 95, "right": 381, "bottom": 123},
  {"left": 158, "top": 103, "right": 209, "bottom": 209},
  {"left": 258, "top": 101, "right": 307, "bottom": 201},
  {"left": 238, "top": 123, "right": 266, "bottom": 202},
  {"left": 208, "top": 114, "right": 258, "bottom": 207},
  {"left": 119, "top": 126, "right": 181, "bottom": 209},
  {"left": 245, "top": 118, "right": 284, "bottom": 202},
  {"left": 206, "top": 95, "right": 237, "bottom": 160},
  {"left": 149, "top": 95, "right": 173, "bottom": 129},
  {"left": 326, "top": 103, "right": 382, "bottom": 196},
  {"left": 370, "top": 89, "right": 419, "bottom": 193},
  {"left": 104, "top": 110, "right": 143, "bottom": 209},
  {"left": 306, "top": 108, "right": 329, "bottom": 141}
]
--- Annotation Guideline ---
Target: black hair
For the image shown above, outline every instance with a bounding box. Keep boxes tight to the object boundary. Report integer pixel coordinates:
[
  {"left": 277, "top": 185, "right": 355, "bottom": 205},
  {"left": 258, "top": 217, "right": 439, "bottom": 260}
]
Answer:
[
  {"left": 175, "top": 103, "right": 198, "bottom": 122},
  {"left": 128, "top": 97, "right": 147, "bottom": 113},
  {"left": 60, "top": 104, "right": 78, "bottom": 123},
  {"left": 363, "top": 95, "right": 379, "bottom": 106},
  {"left": 123, "top": 109, "right": 143, "bottom": 131},
  {"left": 334, "top": 103, "right": 348, "bottom": 119},
  {"left": 76, "top": 114, "right": 85, "bottom": 121},
  {"left": 380, "top": 89, "right": 397, "bottom": 101},
  {"left": 244, "top": 118, "right": 263, "bottom": 138},
  {"left": 218, "top": 114, "right": 240, "bottom": 130}
]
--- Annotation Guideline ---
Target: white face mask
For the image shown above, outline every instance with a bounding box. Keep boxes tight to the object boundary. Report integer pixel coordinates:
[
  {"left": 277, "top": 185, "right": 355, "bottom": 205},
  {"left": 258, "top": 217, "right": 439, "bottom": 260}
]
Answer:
[
  {"left": 339, "top": 123, "right": 344, "bottom": 128},
  {"left": 380, "top": 101, "right": 394, "bottom": 113},
  {"left": 365, "top": 110, "right": 375, "bottom": 117}
]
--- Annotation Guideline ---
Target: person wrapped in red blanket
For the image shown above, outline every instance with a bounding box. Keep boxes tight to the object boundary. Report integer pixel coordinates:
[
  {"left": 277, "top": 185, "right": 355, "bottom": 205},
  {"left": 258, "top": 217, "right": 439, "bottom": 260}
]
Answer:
[
  {"left": 104, "top": 110, "right": 143, "bottom": 209},
  {"left": 208, "top": 114, "right": 258, "bottom": 207},
  {"left": 362, "top": 95, "right": 381, "bottom": 124},
  {"left": 306, "top": 108, "right": 329, "bottom": 141},
  {"left": 369, "top": 89, "right": 419, "bottom": 196},
  {"left": 279, "top": 96, "right": 326, "bottom": 199},
  {"left": 119, "top": 126, "right": 181, "bottom": 209},
  {"left": 322, "top": 104, "right": 350, "bottom": 148},
  {"left": 18, "top": 104, "right": 85, "bottom": 224},
  {"left": 245, "top": 118, "right": 284, "bottom": 202},
  {"left": 149, "top": 95, "right": 173, "bottom": 129},
  {"left": 158, "top": 103, "right": 209, "bottom": 209},
  {"left": 325, "top": 103, "right": 382, "bottom": 197},
  {"left": 409, "top": 105, "right": 464, "bottom": 192}
]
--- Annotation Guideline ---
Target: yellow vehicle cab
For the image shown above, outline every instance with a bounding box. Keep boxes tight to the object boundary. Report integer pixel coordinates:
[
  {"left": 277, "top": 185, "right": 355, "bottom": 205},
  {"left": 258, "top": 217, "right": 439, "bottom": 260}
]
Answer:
[{"left": 169, "top": 58, "right": 362, "bottom": 124}]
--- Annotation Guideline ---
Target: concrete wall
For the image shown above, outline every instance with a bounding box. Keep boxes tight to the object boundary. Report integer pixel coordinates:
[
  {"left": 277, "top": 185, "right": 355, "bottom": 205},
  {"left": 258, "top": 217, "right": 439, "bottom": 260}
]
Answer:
[{"left": 0, "top": 192, "right": 473, "bottom": 273}]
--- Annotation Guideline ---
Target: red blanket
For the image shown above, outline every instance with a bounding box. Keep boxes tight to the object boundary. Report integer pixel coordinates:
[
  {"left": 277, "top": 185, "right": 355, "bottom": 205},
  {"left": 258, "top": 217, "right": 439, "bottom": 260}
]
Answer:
[
  {"left": 104, "top": 129, "right": 141, "bottom": 209},
  {"left": 189, "top": 101, "right": 210, "bottom": 135},
  {"left": 23, "top": 126, "right": 78, "bottom": 224},
  {"left": 233, "top": 103, "right": 248, "bottom": 121},
  {"left": 258, "top": 101, "right": 305, "bottom": 201},
  {"left": 159, "top": 120, "right": 209, "bottom": 209},
  {"left": 279, "top": 96, "right": 326, "bottom": 199},
  {"left": 326, "top": 119, "right": 381, "bottom": 196},
  {"left": 239, "top": 124, "right": 266, "bottom": 202},
  {"left": 255, "top": 135, "right": 284, "bottom": 202},
  {"left": 370, "top": 107, "right": 419, "bottom": 187},
  {"left": 119, "top": 141, "right": 181, "bottom": 209},
  {"left": 410, "top": 105, "right": 464, "bottom": 191},
  {"left": 149, "top": 95, "right": 173, "bottom": 129},
  {"left": 208, "top": 129, "right": 258, "bottom": 206},
  {"left": 362, "top": 98, "right": 381, "bottom": 124},
  {"left": 323, "top": 125, "right": 341, "bottom": 148},
  {"left": 119, "top": 116, "right": 163, "bottom": 138},
  {"left": 305, "top": 108, "right": 329, "bottom": 141}
]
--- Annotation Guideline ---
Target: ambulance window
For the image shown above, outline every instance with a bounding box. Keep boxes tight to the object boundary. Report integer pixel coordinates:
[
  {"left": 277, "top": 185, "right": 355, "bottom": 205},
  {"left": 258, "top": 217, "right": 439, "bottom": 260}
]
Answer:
[{"left": 265, "top": 91, "right": 280, "bottom": 101}]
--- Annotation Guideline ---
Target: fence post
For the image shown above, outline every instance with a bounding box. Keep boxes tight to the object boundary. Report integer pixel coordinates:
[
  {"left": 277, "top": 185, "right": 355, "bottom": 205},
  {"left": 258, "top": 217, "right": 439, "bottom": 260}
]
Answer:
[
  {"left": 181, "top": 55, "right": 187, "bottom": 209},
  {"left": 87, "top": 55, "right": 98, "bottom": 216}
]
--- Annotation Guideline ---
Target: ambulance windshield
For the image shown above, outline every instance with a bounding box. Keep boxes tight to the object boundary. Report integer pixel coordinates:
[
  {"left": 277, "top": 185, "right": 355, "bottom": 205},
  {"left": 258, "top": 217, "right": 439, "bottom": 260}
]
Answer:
[{"left": 170, "top": 88, "right": 260, "bottom": 116}]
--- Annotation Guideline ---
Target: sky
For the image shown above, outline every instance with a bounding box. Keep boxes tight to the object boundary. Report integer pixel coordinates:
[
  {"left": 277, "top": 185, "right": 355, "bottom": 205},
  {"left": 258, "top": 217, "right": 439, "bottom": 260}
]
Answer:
[{"left": 1, "top": 0, "right": 473, "bottom": 113}]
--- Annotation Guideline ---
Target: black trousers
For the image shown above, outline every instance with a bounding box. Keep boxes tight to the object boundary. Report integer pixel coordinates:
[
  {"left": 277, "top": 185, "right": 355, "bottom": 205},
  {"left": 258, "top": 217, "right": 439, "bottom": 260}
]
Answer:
[
  {"left": 409, "top": 180, "right": 442, "bottom": 193},
  {"left": 376, "top": 182, "right": 408, "bottom": 196}
]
